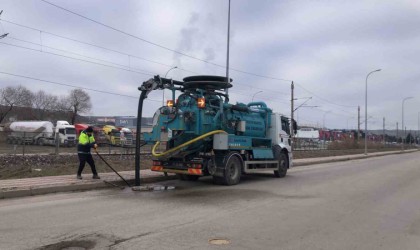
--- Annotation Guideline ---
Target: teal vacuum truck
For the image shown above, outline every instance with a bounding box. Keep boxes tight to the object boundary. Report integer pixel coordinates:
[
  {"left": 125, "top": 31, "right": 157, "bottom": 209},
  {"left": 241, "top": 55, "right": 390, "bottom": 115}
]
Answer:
[{"left": 135, "top": 75, "right": 295, "bottom": 185}]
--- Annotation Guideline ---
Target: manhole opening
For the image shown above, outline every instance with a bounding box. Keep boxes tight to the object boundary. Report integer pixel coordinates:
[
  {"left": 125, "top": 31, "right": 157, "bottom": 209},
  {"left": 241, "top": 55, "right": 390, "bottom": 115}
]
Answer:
[{"left": 209, "top": 238, "right": 231, "bottom": 245}]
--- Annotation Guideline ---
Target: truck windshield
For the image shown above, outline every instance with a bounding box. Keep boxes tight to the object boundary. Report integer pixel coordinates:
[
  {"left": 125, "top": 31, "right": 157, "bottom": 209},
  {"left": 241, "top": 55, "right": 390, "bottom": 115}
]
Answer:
[{"left": 66, "top": 128, "right": 76, "bottom": 135}]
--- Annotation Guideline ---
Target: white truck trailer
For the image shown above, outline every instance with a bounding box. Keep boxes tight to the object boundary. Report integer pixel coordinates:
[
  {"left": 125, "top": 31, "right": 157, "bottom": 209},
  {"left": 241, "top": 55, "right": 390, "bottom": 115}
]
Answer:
[{"left": 6, "top": 120, "right": 76, "bottom": 146}]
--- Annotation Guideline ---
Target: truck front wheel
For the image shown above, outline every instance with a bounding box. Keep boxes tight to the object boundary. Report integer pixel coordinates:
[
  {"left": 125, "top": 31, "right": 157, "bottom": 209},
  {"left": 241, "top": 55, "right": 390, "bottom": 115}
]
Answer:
[
  {"left": 37, "top": 138, "right": 44, "bottom": 146},
  {"left": 273, "top": 146, "right": 288, "bottom": 178}
]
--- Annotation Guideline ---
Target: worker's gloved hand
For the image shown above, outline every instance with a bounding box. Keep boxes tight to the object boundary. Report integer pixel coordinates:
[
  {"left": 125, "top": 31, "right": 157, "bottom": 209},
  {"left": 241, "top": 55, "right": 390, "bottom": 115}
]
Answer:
[{"left": 94, "top": 144, "right": 98, "bottom": 149}]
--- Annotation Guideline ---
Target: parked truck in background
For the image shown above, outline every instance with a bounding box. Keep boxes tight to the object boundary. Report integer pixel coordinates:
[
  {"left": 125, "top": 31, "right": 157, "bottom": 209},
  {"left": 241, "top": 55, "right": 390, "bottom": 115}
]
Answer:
[
  {"left": 5, "top": 120, "right": 76, "bottom": 146},
  {"left": 103, "top": 125, "right": 121, "bottom": 145},
  {"left": 119, "top": 127, "right": 134, "bottom": 146}
]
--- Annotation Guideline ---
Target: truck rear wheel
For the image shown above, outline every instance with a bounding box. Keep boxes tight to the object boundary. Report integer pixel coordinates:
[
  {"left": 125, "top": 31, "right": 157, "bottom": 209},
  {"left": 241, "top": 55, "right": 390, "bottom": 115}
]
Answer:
[
  {"left": 273, "top": 146, "right": 288, "bottom": 178},
  {"left": 38, "top": 138, "right": 44, "bottom": 146},
  {"left": 219, "top": 152, "right": 242, "bottom": 186}
]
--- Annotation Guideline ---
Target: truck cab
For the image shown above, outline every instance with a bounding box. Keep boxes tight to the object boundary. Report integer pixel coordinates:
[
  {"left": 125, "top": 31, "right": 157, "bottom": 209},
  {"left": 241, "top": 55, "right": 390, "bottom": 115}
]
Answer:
[
  {"left": 55, "top": 121, "right": 76, "bottom": 147},
  {"left": 103, "top": 125, "right": 121, "bottom": 146},
  {"left": 119, "top": 127, "right": 134, "bottom": 146}
]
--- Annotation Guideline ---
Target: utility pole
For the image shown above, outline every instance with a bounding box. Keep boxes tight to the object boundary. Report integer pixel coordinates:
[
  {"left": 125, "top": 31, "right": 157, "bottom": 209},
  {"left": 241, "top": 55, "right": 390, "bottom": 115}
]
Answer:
[
  {"left": 396, "top": 122, "right": 398, "bottom": 142},
  {"left": 225, "top": 0, "right": 231, "bottom": 97},
  {"left": 290, "top": 81, "right": 294, "bottom": 151},
  {"left": 357, "top": 106, "right": 360, "bottom": 140},
  {"left": 383, "top": 117, "right": 385, "bottom": 144}
]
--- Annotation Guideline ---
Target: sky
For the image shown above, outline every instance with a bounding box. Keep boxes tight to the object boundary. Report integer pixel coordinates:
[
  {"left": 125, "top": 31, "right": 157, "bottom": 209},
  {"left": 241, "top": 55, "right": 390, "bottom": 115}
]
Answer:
[{"left": 1, "top": 0, "right": 420, "bottom": 131}]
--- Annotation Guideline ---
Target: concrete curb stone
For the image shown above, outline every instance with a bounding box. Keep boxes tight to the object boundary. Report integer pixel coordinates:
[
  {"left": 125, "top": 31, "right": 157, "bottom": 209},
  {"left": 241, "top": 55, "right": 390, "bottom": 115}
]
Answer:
[{"left": 0, "top": 149, "right": 417, "bottom": 199}]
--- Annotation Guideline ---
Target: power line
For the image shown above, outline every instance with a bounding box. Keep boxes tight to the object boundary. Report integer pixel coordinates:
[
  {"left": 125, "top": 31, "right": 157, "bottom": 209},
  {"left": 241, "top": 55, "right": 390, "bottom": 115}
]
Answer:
[
  {"left": 0, "top": 71, "right": 162, "bottom": 103},
  {"left": 0, "top": 41, "right": 155, "bottom": 76},
  {"left": 0, "top": 18, "right": 294, "bottom": 96},
  {"left": 1, "top": 12, "right": 357, "bottom": 108},
  {"left": 37, "top": 1, "right": 294, "bottom": 83},
  {"left": 1, "top": 39, "right": 291, "bottom": 103},
  {"left": 5, "top": 36, "right": 157, "bottom": 75},
  {"left": 0, "top": 18, "right": 198, "bottom": 75},
  {"left": 294, "top": 83, "right": 358, "bottom": 108},
  {"left": 1, "top": 26, "right": 289, "bottom": 96},
  {"left": 2, "top": 37, "right": 290, "bottom": 99},
  {"left": 40, "top": 0, "right": 213, "bottom": 64}
]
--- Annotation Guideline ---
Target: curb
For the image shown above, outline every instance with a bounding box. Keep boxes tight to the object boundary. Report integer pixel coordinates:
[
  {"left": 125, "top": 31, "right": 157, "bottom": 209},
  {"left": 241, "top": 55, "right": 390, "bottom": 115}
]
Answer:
[
  {"left": 293, "top": 149, "right": 418, "bottom": 167},
  {"left": 0, "top": 174, "right": 178, "bottom": 199},
  {"left": 1, "top": 149, "right": 417, "bottom": 199}
]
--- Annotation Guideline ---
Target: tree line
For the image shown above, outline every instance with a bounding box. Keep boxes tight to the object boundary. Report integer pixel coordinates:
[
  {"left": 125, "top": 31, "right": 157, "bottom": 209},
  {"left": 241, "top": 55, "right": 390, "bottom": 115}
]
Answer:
[{"left": 0, "top": 85, "right": 92, "bottom": 124}]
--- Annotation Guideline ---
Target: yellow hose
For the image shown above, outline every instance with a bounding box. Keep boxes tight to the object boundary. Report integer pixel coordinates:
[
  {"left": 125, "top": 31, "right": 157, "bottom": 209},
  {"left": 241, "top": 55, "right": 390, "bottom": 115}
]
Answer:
[{"left": 152, "top": 130, "right": 227, "bottom": 157}]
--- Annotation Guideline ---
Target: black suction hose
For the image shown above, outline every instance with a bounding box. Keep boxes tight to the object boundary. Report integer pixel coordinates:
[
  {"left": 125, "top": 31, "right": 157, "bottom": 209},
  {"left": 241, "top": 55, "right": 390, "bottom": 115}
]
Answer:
[
  {"left": 95, "top": 150, "right": 131, "bottom": 187},
  {"left": 135, "top": 90, "right": 148, "bottom": 186}
]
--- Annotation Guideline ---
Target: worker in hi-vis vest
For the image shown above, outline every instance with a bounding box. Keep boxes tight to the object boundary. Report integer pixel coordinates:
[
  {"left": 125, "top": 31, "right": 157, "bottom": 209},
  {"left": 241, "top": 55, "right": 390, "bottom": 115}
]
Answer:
[{"left": 77, "top": 126, "right": 100, "bottom": 179}]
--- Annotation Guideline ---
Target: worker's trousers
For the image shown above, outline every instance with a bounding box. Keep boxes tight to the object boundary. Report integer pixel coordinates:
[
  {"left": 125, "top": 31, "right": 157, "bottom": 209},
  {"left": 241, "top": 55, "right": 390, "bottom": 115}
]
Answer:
[{"left": 77, "top": 153, "right": 98, "bottom": 176}]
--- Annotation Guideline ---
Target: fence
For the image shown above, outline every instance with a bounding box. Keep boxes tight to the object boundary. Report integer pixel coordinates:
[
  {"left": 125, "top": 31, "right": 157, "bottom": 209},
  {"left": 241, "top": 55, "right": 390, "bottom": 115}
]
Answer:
[
  {"left": 293, "top": 137, "right": 411, "bottom": 152},
  {"left": 0, "top": 131, "right": 159, "bottom": 156},
  {"left": 1, "top": 130, "right": 413, "bottom": 156}
]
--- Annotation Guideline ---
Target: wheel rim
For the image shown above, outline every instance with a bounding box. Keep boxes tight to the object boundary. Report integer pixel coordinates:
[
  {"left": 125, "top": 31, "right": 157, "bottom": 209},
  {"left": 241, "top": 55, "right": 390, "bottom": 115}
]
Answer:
[
  {"left": 228, "top": 157, "right": 240, "bottom": 180},
  {"left": 279, "top": 156, "right": 285, "bottom": 169}
]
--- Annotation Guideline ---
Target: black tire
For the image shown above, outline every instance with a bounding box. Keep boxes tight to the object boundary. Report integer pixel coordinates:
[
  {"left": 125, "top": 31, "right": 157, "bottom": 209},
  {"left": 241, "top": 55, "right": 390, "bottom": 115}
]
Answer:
[
  {"left": 273, "top": 146, "right": 288, "bottom": 178},
  {"left": 177, "top": 174, "right": 200, "bottom": 181},
  {"left": 220, "top": 153, "right": 242, "bottom": 186}
]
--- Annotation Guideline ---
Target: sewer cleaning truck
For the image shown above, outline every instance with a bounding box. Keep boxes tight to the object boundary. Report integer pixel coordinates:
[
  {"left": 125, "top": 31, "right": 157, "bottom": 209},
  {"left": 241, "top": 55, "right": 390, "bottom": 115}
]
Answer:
[
  {"left": 140, "top": 75, "right": 295, "bottom": 185},
  {"left": 6, "top": 120, "right": 76, "bottom": 146}
]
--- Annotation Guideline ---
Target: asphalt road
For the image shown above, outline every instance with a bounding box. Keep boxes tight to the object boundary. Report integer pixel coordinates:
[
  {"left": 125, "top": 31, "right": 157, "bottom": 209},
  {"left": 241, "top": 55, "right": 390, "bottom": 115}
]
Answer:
[{"left": 1, "top": 152, "right": 420, "bottom": 250}]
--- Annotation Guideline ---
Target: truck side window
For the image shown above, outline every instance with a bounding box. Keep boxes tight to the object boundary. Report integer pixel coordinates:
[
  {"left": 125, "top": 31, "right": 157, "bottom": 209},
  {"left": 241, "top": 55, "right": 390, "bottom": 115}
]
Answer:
[
  {"left": 59, "top": 129, "right": 65, "bottom": 134},
  {"left": 281, "top": 117, "right": 290, "bottom": 135}
]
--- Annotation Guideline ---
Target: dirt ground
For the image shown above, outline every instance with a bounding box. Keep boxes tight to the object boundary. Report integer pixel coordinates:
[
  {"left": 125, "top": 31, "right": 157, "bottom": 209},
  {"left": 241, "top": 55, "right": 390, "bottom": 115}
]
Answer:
[{"left": 0, "top": 154, "right": 153, "bottom": 180}]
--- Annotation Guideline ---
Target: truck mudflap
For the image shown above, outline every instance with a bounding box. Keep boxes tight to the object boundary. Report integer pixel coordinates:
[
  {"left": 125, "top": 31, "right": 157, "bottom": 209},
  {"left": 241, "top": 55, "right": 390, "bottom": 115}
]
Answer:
[{"left": 151, "top": 166, "right": 203, "bottom": 175}]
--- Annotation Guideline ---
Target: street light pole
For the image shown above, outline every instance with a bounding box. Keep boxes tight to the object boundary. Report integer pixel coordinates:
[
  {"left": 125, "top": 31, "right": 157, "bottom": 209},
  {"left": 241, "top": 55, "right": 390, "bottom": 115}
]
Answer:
[
  {"left": 252, "top": 90, "right": 263, "bottom": 102},
  {"left": 401, "top": 96, "right": 413, "bottom": 150},
  {"left": 162, "top": 66, "right": 177, "bottom": 106},
  {"left": 364, "top": 69, "right": 381, "bottom": 155}
]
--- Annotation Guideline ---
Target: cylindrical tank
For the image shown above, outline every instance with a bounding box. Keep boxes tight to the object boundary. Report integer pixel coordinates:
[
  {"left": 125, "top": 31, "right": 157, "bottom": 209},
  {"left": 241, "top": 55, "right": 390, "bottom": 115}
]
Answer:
[{"left": 9, "top": 121, "right": 54, "bottom": 133}]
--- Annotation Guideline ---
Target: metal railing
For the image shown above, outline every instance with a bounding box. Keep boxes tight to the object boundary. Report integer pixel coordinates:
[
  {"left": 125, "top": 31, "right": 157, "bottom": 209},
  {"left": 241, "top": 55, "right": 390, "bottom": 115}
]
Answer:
[{"left": 0, "top": 131, "right": 153, "bottom": 156}]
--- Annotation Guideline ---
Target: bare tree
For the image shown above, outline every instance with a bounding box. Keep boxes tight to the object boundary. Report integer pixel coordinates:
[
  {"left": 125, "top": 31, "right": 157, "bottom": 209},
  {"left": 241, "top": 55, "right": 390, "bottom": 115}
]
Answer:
[
  {"left": 0, "top": 85, "right": 33, "bottom": 123},
  {"left": 32, "top": 90, "right": 58, "bottom": 120},
  {"left": 68, "top": 89, "right": 92, "bottom": 124},
  {"left": 54, "top": 95, "right": 72, "bottom": 121}
]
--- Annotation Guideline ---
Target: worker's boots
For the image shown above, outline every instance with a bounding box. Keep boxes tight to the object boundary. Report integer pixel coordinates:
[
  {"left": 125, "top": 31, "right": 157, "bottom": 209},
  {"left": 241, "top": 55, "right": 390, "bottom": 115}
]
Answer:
[
  {"left": 92, "top": 175, "right": 101, "bottom": 179},
  {"left": 77, "top": 175, "right": 82, "bottom": 180}
]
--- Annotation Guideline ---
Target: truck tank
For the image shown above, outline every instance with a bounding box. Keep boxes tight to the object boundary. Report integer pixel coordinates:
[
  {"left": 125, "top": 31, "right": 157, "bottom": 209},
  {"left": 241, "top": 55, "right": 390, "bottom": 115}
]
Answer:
[
  {"left": 9, "top": 121, "right": 54, "bottom": 133},
  {"left": 144, "top": 76, "right": 272, "bottom": 158}
]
